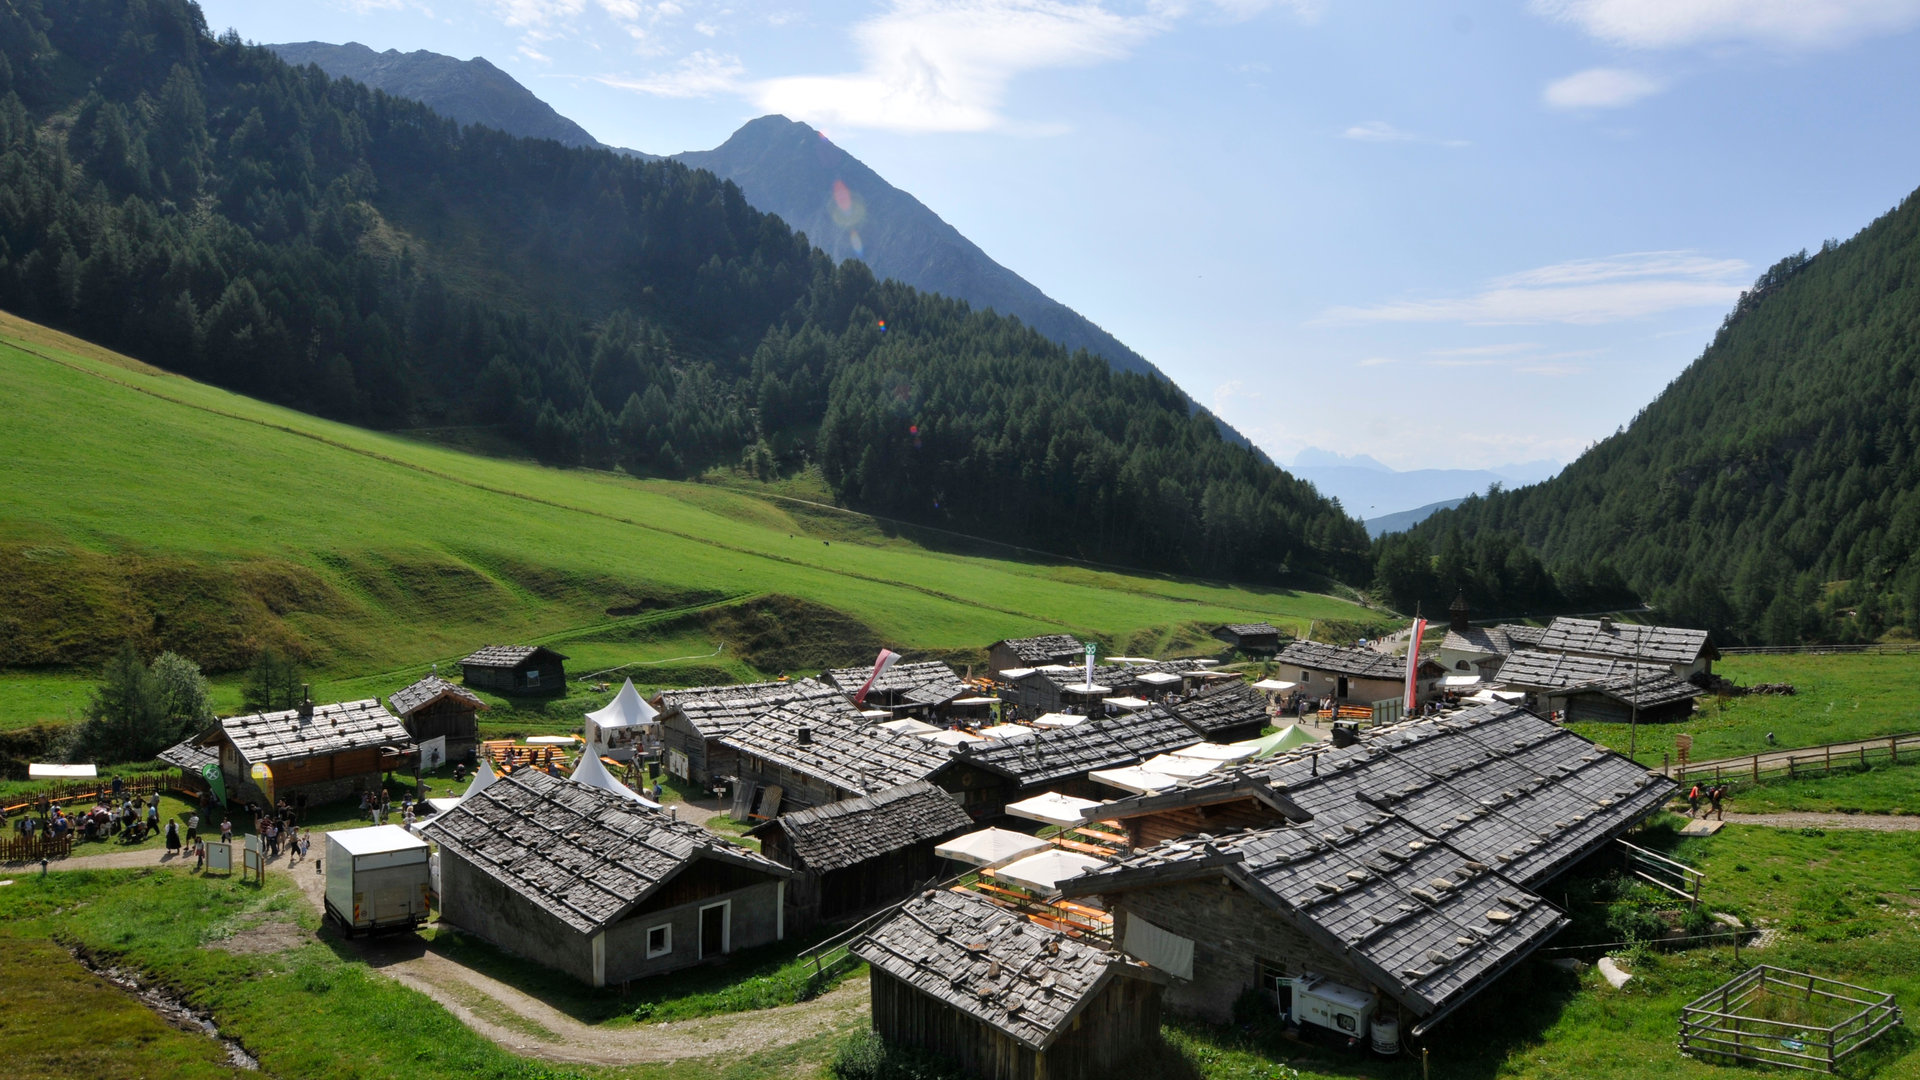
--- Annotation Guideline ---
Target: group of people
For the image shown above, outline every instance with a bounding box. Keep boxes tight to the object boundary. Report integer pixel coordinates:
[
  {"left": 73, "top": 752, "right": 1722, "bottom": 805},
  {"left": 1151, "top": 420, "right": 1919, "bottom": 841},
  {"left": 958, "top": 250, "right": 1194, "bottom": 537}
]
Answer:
[
  {"left": 1686, "top": 783, "right": 1728, "bottom": 820},
  {"left": 359, "top": 785, "right": 425, "bottom": 828},
  {"left": 13, "top": 792, "right": 168, "bottom": 845}
]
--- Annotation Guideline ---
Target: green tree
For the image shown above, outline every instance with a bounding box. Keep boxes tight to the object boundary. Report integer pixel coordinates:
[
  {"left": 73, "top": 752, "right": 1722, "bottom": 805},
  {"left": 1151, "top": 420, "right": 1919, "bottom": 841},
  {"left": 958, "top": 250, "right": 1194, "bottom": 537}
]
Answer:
[{"left": 242, "top": 647, "right": 302, "bottom": 712}]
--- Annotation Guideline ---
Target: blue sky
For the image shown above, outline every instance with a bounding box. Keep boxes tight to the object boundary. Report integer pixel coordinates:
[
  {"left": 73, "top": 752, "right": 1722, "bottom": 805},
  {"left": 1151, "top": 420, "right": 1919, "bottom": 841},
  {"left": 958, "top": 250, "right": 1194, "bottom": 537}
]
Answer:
[{"left": 196, "top": 0, "right": 1920, "bottom": 471}]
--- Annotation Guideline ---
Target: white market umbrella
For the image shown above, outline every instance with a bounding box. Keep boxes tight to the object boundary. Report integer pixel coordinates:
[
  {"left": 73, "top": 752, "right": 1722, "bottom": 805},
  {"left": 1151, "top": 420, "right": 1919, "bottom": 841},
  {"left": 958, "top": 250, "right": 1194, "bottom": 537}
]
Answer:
[
  {"left": 1134, "top": 671, "right": 1183, "bottom": 687},
  {"left": 1088, "top": 766, "right": 1182, "bottom": 795},
  {"left": 1004, "top": 792, "right": 1104, "bottom": 829},
  {"left": 1031, "top": 712, "right": 1088, "bottom": 728},
  {"left": 919, "top": 729, "right": 984, "bottom": 746},
  {"left": 1250, "top": 679, "right": 1297, "bottom": 692},
  {"left": 935, "top": 828, "right": 1053, "bottom": 868},
  {"left": 1102, "top": 696, "right": 1151, "bottom": 712},
  {"left": 976, "top": 724, "right": 1035, "bottom": 740},
  {"left": 1171, "top": 742, "right": 1259, "bottom": 763},
  {"left": 879, "top": 718, "right": 941, "bottom": 735},
  {"left": 994, "top": 849, "right": 1108, "bottom": 895},
  {"left": 1140, "top": 753, "right": 1223, "bottom": 779}
]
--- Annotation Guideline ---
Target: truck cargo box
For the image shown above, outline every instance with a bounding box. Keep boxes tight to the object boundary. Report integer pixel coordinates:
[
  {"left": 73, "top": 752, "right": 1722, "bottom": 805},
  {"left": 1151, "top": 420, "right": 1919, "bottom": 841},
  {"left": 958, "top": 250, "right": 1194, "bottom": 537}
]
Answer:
[{"left": 324, "top": 825, "right": 432, "bottom": 936}]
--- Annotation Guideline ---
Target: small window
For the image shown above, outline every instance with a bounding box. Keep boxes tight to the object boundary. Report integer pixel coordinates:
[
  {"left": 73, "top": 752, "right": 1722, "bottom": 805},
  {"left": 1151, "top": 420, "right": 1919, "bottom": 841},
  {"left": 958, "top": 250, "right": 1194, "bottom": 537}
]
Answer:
[
  {"left": 525, "top": 669, "right": 541, "bottom": 688},
  {"left": 1300, "top": 671, "right": 1310, "bottom": 682},
  {"left": 646, "top": 924, "right": 672, "bottom": 958}
]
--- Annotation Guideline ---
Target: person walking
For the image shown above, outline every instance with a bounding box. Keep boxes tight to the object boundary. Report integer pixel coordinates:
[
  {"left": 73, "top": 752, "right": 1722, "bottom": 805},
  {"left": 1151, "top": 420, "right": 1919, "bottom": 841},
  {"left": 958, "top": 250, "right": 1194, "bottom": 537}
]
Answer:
[
  {"left": 193, "top": 837, "right": 206, "bottom": 872},
  {"left": 164, "top": 820, "right": 181, "bottom": 857},
  {"left": 220, "top": 816, "right": 233, "bottom": 842},
  {"left": 146, "top": 798, "right": 160, "bottom": 832},
  {"left": 185, "top": 811, "right": 199, "bottom": 844},
  {"left": 1687, "top": 784, "right": 1701, "bottom": 816},
  {"left": 1709, "top": 785, "right": 1725, "bottom": 821}
]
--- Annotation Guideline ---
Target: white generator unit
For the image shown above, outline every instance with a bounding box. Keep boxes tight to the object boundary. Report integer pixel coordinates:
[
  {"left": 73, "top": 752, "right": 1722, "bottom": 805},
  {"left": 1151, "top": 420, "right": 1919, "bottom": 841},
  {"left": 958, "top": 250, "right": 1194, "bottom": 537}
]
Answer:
[
  {"left": 324, "top": 825, "right": 432, "bottom": 936},
  {"left": 1292, "top": 972, "right": 1377, "bottom": 1041}
]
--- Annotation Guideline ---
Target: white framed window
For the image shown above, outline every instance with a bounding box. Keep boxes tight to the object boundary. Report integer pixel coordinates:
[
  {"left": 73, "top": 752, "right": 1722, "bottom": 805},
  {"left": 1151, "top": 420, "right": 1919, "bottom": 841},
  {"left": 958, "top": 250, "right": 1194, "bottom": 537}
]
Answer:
[{"left": 646, "top": 923, "right": 672, "bottom": 959}]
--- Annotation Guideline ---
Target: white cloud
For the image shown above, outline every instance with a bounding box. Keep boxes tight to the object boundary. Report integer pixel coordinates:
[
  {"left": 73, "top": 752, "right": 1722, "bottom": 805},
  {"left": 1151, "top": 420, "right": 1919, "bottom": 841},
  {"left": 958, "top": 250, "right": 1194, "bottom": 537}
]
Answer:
[
  {"left": 1531, "top": 0, "right": 1920, "bottom": 49},
  {"left": 493, "top": 0, "right": 587, "bottom": 30},
  {"left": 752, "top": 2, "right": 1162, "bottom": 133},
  {"left": 1342, "top": 120, "right": 1469, "bottom": 147},
  {"left": 1321, "top": 251, "right": 1749, "bottom": 326},
  {"left": 1355, "top": 356, "right": 1396, "bottom": 367},
  {"left": 597, "top": 50, "right": 744, "bottom": 97},
  {"left": 1543, "top": 67, "right": 1664, "bottom": 108}
]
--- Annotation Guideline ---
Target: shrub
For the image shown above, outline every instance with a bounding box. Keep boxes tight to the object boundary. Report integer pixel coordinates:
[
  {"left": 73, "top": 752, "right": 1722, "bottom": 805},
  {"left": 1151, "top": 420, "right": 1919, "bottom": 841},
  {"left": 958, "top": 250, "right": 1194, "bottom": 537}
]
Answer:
[{"left": 830, "top": 1030, "right": 967, "bottom": 1080}]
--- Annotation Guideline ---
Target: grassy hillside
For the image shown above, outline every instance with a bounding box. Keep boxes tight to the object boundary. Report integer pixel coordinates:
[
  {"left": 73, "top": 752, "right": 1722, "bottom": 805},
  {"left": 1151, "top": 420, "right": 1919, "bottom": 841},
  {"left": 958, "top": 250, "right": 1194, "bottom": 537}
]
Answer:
[{"left": 0, "top": 311, "right": 1381, "bottom": 728}]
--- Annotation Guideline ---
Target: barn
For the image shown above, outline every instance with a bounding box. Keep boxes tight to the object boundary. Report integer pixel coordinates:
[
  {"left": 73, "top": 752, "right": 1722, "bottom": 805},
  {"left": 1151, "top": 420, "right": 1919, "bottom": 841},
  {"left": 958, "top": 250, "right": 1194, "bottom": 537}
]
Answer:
[
  {"left": 722, "top": 698, "right": 958, "bottom": 818},
  {"left": 654, "top": 678, "right": 845, "bottom": 789},
  {"left": 420, "top": 769, "right": 790, "bottom": 987},
  {"left": 853, "top": 889, "right": 1169, "bottom": 1080},
  {"left": 931, "top": 707, "right": 1203, "bottom": 821},
  {"left": 387, "top": 675, "right": 486, "bottom": 762},
  {"left": 197, "top": 698, "right": 415, "bottom": 807},
  {"left": 821, "top": 660, "right": 968, "bottom": 715},
  {"left": 459, "top": 645, "right": 568, "bottom": 695},
  {"left": 1560, "top": 672, "right": 1704, "bottom": 725},
  {"left": 1058, "top": 702, "right": 1676, "bottom": 1030},
  {"left": 1166, "top": 681, "right": 1272, "bottom": 744},
  {"left": 1533, "top": 617, "right": 1718, "bottom": 678},
  {"left": 1492, "top": 650, "right": 1674, "bottom": 716},
  {"left": 987, "top": 634, "right": 1085, "bottom": 677},
  {"left": 749, "top": 781, "right": 974, "bottom": 927},
  {"left": 1210, "top": 622, "right": 1283, "bottom": 655}
]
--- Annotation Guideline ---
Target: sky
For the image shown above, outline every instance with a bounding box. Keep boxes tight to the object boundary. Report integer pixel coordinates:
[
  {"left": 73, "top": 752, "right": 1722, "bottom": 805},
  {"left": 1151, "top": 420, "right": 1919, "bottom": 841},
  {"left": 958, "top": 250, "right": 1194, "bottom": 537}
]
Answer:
[{"left": 195, "top": 0, "right": 1920, "bottom": 472}]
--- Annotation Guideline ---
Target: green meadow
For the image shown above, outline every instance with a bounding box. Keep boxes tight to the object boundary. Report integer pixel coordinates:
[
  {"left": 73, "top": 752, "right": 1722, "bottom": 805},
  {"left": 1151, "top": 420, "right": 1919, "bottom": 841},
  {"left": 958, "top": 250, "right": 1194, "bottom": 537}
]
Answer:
[{"left": 0, "top": 311, "right": 1385, "bottom": 730}]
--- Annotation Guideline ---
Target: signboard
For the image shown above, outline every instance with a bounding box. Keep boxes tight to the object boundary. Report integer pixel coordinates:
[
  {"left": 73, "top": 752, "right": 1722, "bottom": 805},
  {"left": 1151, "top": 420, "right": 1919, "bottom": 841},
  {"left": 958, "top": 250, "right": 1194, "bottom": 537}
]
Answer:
[
  {"left": 206, "top": 841, "right": 232, "bottom": 873},
  {"left": 666, "top": 748, "right": 689, "bottom": 780},
  {"left": 419, "top": 736, "right": 447, "bottom": 773}
]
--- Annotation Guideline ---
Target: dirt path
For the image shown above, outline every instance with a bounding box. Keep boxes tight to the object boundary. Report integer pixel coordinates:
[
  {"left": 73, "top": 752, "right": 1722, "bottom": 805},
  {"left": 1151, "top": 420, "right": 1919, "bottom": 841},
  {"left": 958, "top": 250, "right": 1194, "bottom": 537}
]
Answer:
[
  {"left": 23, "top": 847, "right": 870, "bottom": 1065},
  {"left": 1715, "top": 811, "right": 1920, "bottom": 831}
]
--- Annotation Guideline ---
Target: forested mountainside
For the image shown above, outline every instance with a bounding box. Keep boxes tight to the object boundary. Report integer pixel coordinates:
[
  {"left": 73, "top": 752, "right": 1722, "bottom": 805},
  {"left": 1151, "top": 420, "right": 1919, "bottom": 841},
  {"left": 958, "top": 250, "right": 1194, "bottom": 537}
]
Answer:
[
  {"left": 0, "top": 0, "right": 1367, "bottom": 584},
  {"left": 267, "top": 42, "right": 609, "bottom": 153},
  {"left": 1394, "top": 188, "right": 1920, "bottom": 644}
]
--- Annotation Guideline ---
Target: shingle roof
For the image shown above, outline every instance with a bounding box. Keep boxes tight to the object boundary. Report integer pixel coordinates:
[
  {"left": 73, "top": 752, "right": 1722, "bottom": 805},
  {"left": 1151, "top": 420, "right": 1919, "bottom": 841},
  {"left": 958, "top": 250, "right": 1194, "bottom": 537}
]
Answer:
[
  {"left": 952, "top": 707, "right": 1201, "bottom": 787},
  {"left": 158, "top": 737, "right": 216, "bottom": 772},
  {"left": 1501, "top": 624, "right": 1548, "bottom": 649},
  {"left": 1167, "top": 682, "right": 1270, "bottom": 737},
  {"left": 721, "top": 700, "right": 959, "bottom": 796},
  {"left": 753, "top": 781, "right": 974, "bottom": 873},
  {"left": 1215, "top": 622, "right": 1281, "bottom": 638},
  {"left": 1278, "top": 640, "right": 1409, "bottom": 680},
  {"left": 822, "top": 661, "right": 969, "bottom": 707},
  {"left": 1568, "top": 672, "right": 1705, "bottom": 710},
  {"left": 460, "top": 645, "right": 568, "bottom": 669},
  {"left": 1535, "top": 618, "right": 1713, "bottom": 666},
  {"left": 1440, "top": 625, "right": 1517, "bottom": 658},
  {"left": 1059, "top": 812, "right": 1566, "bottom": 1020},
  {"left": 388, "top": 675, "right": 486, "bottom": 718},
  {"left": 418, "top": 770, "right": 786, "bottom": 935},
  {"left": 995, "top": 635, "right": 1085, "bottom": 666},
  {"left": 1023, "top": 660, "right": 1211, "bottom": 695},
  {"left": 657, "top": 678, "right": 846, "bottom": 740},
  {"left": 1493, "top": 650, "right": 1670, "bottom": 692},
  {"left": 852, "top": 889, "right": 1164, "bottom": 1051},
  {"left": 209, "top": 700, "right": 414, "bottom": 764}
]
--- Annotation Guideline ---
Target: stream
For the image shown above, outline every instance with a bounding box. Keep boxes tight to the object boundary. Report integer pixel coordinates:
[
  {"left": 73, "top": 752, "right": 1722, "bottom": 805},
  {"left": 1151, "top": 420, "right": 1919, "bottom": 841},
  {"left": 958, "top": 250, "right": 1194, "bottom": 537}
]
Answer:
[{"left": 68, "top": 945, "right": 263, "bottom": 1071}]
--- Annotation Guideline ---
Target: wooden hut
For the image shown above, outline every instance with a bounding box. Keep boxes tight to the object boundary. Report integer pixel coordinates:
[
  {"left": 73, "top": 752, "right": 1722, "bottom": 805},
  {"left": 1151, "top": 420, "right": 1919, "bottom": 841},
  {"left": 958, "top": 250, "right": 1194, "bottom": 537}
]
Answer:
[
  {"left": 1492, "top": 650, "right": 1672, "bottom": 716},
  {"left": 1210, "top": 622, "right": 1283, "bottom": 655},
  {"left": 931, "top": 707, "right": 1202, "bottom": 821},
  {"left": 853, "top": 889, "right": 1169, "bottom": 1080},
  {"left": 197, "top": 698, "right": 415, "bottom": 806},
  {"left": 387, "top": 675, "right": 486, "bottom": 762},
  {"left": 654, "top": 678, "right": 844, "bottom": 788},
  {"left": 1166, "top": 681, "right": 1271, "bottom": 743},
  {"left": 420, "top": 769, "right": 790, "bottom": 987},
  {"left": 721, "top": 699, "right": 958, "bottom": 818},
  {"left": 1561, "top": 672, "right": 1703, "bottom": 724},
  {"left": 1534, "top": 617, "right": 1717, "bottom": 678},
  {"left": 820, "top": 660, "right": 968, "bottom": 716},
  {"left": 987, "top": 634, "right": 1084, "bottom": 677},
  {"left": 459, "top": 645, "right": 568, "bottom": 695},
  {"left": 748, "top": 781, "right": 974, "bottom": 927},
  {"left": 157, "top": 737, "right": 217, "bottom": 796}
]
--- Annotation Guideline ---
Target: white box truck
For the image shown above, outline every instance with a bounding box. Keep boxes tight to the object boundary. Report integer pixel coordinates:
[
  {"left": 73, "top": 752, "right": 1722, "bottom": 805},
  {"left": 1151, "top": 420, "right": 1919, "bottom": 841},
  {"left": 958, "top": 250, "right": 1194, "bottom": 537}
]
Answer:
[{"left": 324, "top": 825, "right": 432, "bottom": 936}]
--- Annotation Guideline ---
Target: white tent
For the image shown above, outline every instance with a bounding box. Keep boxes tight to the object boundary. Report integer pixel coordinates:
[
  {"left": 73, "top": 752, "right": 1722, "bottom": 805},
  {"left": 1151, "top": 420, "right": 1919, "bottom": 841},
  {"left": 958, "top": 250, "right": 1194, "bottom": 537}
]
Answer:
[
  {"left": 28, "top": 763, "right": 95, "bottom": 779},
  {"left": 584, "top": 679, "right": 656, "bottom": 759},
  {"left": 879, "top": 718, "right": 941, "bottom": 736},
  {"left": 1102, "top": 696, "right": 1152, "bottom": 712},
  {"left": 568, "top": 743, "right": 660, "bottom": 808},
  {"left": 1139, "top": 753, "right": 1223, "bottom": 779},
  {"left": 977, "top": 723, "right": 1036, "bottom": 740},
  {"left": 1134, "top": 671, "right": 1183, "bottom": 688},
  {"left": 1031, "top": 712, "right": 1088, "bottom": 728},
  {"left": 994, "top": 849, "right": 1107, "bottom": 895},
  {"left": 1004, "top": 791, "right": 1104, "bottom": 828},
  {"left": 1250, "top": 678, "right": 1297, "bottom": 692},
  {"left": 463, "top": 757, "right": 499, "bottom": 801},
  {"left": 1088, "top": 766, "right": 1182, "bottom": 795},
  {"left": 1443, "top": 675, "right": 1483, "bottom": 689},
  {"left": 1171, "top": 742, "right": 1259, "bottom": 763},
  {"left": 935, "top": 828, "right": 1053, "bottom": 868}
]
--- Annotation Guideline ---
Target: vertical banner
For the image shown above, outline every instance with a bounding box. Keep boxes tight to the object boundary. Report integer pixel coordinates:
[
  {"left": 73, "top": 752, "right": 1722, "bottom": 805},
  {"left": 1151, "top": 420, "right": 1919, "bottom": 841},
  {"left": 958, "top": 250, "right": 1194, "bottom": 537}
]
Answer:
[
  {"left": 201, "top": 761, "right": 226, "bottom": 806},
  {"left": 250, "top": 762, "right": 275, "bottom": 808},
  {"left": 854, "top": 648, "right": 902, "bottom": 706},
  {"left": 1403, "top": 618, "right": 1428, "bottom": 712},
  {"left": 1083, "top": 642, "right": 1097, "bottom": 689}
]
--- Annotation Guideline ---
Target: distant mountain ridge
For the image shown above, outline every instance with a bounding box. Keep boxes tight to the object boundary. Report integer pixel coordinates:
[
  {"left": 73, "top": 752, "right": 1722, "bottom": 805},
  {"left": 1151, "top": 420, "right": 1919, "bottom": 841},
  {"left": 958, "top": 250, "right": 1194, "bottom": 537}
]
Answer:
[
  {"left": 264, "top": 44, "right": 1254, "bottom": 454},
  {"left": 1288, "top": 448, "right": 1561, "bottom": 521}
]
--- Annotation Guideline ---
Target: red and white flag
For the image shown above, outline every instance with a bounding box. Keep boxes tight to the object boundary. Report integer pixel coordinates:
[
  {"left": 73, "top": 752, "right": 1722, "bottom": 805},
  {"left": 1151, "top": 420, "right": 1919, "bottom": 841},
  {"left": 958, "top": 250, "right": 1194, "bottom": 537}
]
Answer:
[
  {"left": 1403, "top": 618, "right": 1427, "bottom": 713},
  {"left": 855, "top": 648, "right": 902, "bottom": 706}
]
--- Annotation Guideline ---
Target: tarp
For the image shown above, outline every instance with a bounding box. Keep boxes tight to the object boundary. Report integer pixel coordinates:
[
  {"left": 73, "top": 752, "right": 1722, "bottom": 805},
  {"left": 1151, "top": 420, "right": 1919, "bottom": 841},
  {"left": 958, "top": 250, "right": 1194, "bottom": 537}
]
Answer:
[
  {"left": 935, "top": 828, "right": 1052, "bottom": 868},
  {"left": 1088, "top": 766, "right": 1182, "bottom": 795},
  {"left": 27, "top": 763, "right": 96, "bottom": 779},
  {"left": 1124, "top": 915, "right": 1195, "bottom": 980},
  {"left": 1238, "top": 725, "right": 1317, "bottom": 759},
  {"left": 1004, "top": 791, "right": 1103, "bottom": 828},
  {"left": 1250, "top": 679, "right": 1298, "bottom": 692},
  {"left": 994, "top": 849, "right": 1107, "bottom": 895},
  {"left": 1030, "top": 712, "right": 1088, "bottom": 728},
  {"left": 568, "top": 744, "right": 660, "bottom": 808},
  {"left": 1169, "top": 742, "right": 1259, "bottom": 763}
]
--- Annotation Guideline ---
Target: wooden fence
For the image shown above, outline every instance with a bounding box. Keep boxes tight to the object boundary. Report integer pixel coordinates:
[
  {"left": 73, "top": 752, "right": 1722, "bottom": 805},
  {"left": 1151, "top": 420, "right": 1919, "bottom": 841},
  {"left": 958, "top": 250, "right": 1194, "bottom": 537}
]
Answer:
[
  {"left": 1669, "top": 732, "right": 1920, "bottom": 787},
  {"left": 1720, "top": 643, "right": 1920, "bottom": 656},
  {"left": 0, "top": 833, "right": 74, "bottom": 863},
  {"left": 1679, "top": 966, "right": 1902, "bottom": 1073},
  {"left": 2, "top": 772, "right": 175, "bottom": 817}
]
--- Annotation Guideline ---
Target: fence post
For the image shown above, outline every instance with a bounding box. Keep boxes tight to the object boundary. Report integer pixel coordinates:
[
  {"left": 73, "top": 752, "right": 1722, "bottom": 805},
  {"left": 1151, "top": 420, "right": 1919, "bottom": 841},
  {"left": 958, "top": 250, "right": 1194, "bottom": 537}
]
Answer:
[
  {"left": 1892, "top": 737, "right": 1898, "bottom": 765},
  {"left": 1753, "top": 754, "right": 1760, "bottom": 782},
  {"left": 1825, "top": 745, "right": 1831, "bottom": 774}
]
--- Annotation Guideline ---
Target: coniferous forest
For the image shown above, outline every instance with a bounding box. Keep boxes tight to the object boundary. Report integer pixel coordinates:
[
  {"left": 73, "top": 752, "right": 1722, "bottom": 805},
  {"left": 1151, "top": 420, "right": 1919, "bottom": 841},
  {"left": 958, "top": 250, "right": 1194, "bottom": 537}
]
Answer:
[
  {"left": 1394, "top": 190, "right": 1920, "bottom": 645},
  {"left": 0, "top": 0, "right": 1369, "bottom": 585}
]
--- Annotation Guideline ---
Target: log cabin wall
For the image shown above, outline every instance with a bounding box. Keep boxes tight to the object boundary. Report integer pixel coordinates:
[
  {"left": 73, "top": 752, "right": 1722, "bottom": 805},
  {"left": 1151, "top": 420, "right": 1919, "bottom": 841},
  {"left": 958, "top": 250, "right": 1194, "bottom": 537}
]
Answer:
[
  {"left": 870, "top": 969, "right": 1162, "bottom": 1080},
  {"left": 1124, "top": 800, "right": 1290, "bottom": 849},
  {"left": 405, "top": 699, "right": 478, "bottom": 750},
  {"left": 1112, "top": 877, "right": 1365, "bottom": 1023}
]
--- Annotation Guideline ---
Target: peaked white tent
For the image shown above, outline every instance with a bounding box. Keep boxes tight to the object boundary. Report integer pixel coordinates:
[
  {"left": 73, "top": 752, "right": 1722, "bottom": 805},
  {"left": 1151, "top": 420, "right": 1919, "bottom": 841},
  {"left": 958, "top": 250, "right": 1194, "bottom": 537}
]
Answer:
[
  {"left": 463, "top": 757, "right": 499, "bottom": 801},
  {"left": 584, "top": 678, "right": 657, "bottom": 760},
  {"left": 569, "top": 743, "right": 660, "bottom": 808}
]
